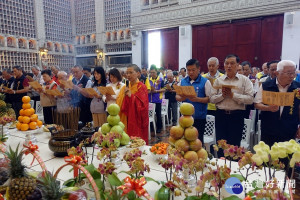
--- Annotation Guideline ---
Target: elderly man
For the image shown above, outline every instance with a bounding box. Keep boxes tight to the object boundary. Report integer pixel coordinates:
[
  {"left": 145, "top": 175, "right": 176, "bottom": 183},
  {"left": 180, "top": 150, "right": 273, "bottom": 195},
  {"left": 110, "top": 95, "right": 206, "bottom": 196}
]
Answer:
[
  {"left": 56, "top": 71, "right": 71, "bottom": 113},
  {"left": 203, "top": 57, "right": 224, "bottom": 116},
  {"left": 179, "top": 68, "right": 187, "bottom": 81},
  {"left": 211, "top": 54, "right": 254, "bottom": 147},
  {"left": 71, "top": 65, "right": 93, "bottom": 125},
  {"left": 30, "top": 66, "right": 44, "bottom": 109},
  {"left": 176, "top": 59, "right": 212, "bottom": 143},
  {"left": 256, "top": 62, "right": 268, "bottom": 79},
  {"left": 51, "top": 65, "right": 60, "bottom": 85},
  {"left": 254, "top": 60, "right": 300, "bottom": 146},
  {"left": 164, "top": 72, "right": 178, "bottom": 126},
  {"left": 31, "top": 66, "right": 44, "bottom": 84},
  {"left": 259, "top": 60, "right": 279, "bottom": 83}
]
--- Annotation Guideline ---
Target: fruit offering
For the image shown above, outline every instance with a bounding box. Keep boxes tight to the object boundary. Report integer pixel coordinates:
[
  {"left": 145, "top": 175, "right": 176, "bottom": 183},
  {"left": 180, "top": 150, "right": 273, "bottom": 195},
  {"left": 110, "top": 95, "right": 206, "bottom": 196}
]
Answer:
[
  {"left": 97, "top": 104, "right": 130, "bottom": 147},
  {"left": 128, "top": 137, "right": 146, "bottom": 148},
  {"left": 150, "top": 142, "right": 169, "bottom": 155},
  {"left": 0, "top": 93, "right": 16, "bottom": 125},
  {"left": 169, "top": 103, "right": 208, "bottom": 162},
  {"left": 16, "top": 96, "right": 43, "bottom": 131}
]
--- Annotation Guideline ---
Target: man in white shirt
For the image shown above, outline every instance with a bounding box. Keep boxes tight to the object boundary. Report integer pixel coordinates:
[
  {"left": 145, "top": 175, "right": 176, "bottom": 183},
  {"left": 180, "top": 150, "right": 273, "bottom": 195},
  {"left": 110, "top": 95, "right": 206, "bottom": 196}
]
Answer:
[
  {"left": 211, "top": 54, "right": 254, "bottom": 147},
  {"left": 254, "top": 60, "right": 300, "bottom": 146}
]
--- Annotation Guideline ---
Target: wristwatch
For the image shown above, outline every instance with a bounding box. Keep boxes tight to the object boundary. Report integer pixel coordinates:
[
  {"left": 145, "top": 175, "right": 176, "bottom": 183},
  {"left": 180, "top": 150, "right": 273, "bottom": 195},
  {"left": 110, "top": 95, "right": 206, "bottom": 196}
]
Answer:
[{"left": 13, "top": 90, "right": 16, "bottom": 94}]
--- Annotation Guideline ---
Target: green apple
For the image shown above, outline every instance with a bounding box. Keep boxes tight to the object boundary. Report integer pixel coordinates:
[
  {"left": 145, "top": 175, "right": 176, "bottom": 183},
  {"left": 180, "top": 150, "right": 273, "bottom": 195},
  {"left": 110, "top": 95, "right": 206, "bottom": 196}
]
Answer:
[
  {"left": 101, "top": 123, "right": 111, "bottom": 135},
  {"left": 118, "top": 122, "right": 125, "bottom": 130},
  {"left": 110, "top": 125, "right": 123, "bottom": 134},
  {"left": 120, "top": 131, "right": 130, "bottom": 145},
  {"left": 107, "top": 103, "right": 120, "bottom": 116},
  {"left": 107, "top": 115, "right": 120, "bottom": 126}
]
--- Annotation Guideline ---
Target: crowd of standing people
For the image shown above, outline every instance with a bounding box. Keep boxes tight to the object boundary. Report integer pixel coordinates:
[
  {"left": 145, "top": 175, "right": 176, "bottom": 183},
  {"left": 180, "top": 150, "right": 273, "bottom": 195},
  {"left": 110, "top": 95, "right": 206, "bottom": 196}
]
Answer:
[{"left": 0, "top": 54, "right": 299, "bottom": 147}]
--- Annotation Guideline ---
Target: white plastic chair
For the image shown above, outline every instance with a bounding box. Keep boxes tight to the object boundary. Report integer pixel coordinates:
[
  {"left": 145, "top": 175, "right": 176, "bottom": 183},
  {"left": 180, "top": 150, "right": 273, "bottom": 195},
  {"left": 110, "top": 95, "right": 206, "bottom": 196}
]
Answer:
[
  {"left": 36, "top": 101, "right": 43, "bottom": 115},
  {"left": 203, "top": 115, "right": 216, "bottom": 154},
  {"left": 240, "top": 118, "right": 252, "bottom": 149},
  {"left": 249, "top": 110, "right": 256, "bottom": 133},
  {"left": 148, "top": 103, "right": 156, "bottom": 140},
  {"left": 177, "top": 101, "right": 182, "bottom": 124},
  {"left": 249, "top": 109, "right": 256, "bottom": 150},
  {"left": 161, "top": 99, "right": 169, "bottom": 130},
  {"left": 29, "top": 100, "right": 34, "bottom": 109},
  {"left": 257, "top": 120, "right": 261, "bottom": 143}
]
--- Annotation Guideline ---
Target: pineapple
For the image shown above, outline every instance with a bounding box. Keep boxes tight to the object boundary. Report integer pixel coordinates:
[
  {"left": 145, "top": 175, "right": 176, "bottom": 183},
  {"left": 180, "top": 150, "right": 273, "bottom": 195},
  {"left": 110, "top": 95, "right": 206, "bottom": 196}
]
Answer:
[
  {"left": 5, "top": 144, "right": 37, "bottom": 200},
  {"left": 7, "top": 108, "right": 15, "bottom": 117},
  {"left": 37, "top": 172, "right": 64, "bottom": 200},
  {"left": 0, "top": 94, "right": 6, "bottom": 108}
]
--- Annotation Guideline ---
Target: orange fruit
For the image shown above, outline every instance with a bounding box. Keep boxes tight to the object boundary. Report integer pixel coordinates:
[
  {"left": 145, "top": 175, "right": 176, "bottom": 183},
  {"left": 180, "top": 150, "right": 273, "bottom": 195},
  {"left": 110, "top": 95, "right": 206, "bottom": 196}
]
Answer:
[
  {"left": 29, "top": 122, "right": 37, "bottom": 130},
  {"left": 22, "top": 116, "right": 30, "bottom": 124},
  {"left": 22, "top": 96, "right": 31, "bottom": 103},
  {"left": 18, "top": 116, "right": 23, "bottom": 123},
  {"left": 16, "top": 122, "right": 21, "bottom": 130},
  {"left": 22, "top": 103, "right": 31, "bottom": 110},
  {"left": 29, "top": 108, "right": 35, "bottom": 115},
  {"left": 19, "top": 109, "right": 25, "bottom": 116},
  {"left": 21, "top": 123, "right": 29, "bottom": 131},
  {"left": 24, "top": 109, "right": 32, "bottom": 116},
  {"left": 37, "top": 120, "right": 43, "bottom": 127},
  {"left": 30, "top": 114, "right": 38, "bottom": 122}
]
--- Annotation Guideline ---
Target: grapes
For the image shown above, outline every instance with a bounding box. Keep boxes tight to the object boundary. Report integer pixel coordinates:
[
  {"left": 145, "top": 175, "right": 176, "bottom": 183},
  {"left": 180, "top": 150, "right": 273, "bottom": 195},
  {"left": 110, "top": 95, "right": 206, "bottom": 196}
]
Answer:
[
  {"left": 26, "top": 188, "right": 42, "bottom": 200},
  {"left": 0, "top": 167, "right": 9, "bottom": 185}
]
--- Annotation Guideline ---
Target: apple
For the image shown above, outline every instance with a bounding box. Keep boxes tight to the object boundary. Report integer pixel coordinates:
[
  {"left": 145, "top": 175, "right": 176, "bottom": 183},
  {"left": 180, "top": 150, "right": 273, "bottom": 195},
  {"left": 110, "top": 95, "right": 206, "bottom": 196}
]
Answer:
[
  {"left": 118, "top": 121, "right": 125, "bottom": 130},
  {"left": 168, "top": 136, "right": 177, "bottom": 146},
  {"left": 189, "top": 139, "right": 202, "bottom": 151},
  {"left": 184, "top": 151, "right": 198, "bottom": 162},
  {"left": 175, "top": 138, "right": 189, "bottom": 152},
  {"left": 68, "top": 189, "right": 87, "bottom": 200},
  {"left": 197, "top": 148, "right": 208, "bottom": 160},
  {"left": 101, "top": 123, "right": 111, "bottom": 134},
  {"left": 120, "top": 131, "right": 130, "bottom": 145},
  {"left": 107, "top": 115, "right": 120, "bottom": 126},
  {"left": 169, "top": 125, "right": 184, "bottom": 140},
  {"left": 184, "top": 126, "right": 198, "bottom": 141},
  {"left": 107, "top": 103, "right": 120, "bottom": 116},
  {"left": 180, "top": 103, "right": 195, "bottom": 116},
  {"left": 110, "top": 125, "right": 123, "bottom": 134},
  {"left": 179, "top": 116, "right": 194, "bottom": 128}
]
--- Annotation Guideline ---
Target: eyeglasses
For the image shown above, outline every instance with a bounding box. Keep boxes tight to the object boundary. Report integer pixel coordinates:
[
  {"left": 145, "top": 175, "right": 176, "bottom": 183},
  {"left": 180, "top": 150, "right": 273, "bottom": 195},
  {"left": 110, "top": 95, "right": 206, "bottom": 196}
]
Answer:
[{"left": 280, "top": 71, "right": 296, "bottom": 76}]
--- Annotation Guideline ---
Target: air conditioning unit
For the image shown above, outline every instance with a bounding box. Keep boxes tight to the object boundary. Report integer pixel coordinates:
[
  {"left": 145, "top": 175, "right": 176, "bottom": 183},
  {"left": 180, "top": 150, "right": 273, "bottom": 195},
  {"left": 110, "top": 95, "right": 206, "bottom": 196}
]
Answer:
[
  {"left": 286, "top": 13, "right": 294, "bottom": 25},
  {"left": 180, "top": 27, "right": 186, "bottom": 36}
]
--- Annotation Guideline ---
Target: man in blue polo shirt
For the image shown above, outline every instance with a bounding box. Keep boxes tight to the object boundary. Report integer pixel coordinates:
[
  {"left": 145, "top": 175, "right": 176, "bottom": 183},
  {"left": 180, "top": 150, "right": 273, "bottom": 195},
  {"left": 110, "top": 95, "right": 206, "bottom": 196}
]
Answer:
[
  {"left": 148, "top": 65, "right": 165, "bottom": 133},
  {"left": 176, "top": 59, "right": 212, "bottom": 143}
]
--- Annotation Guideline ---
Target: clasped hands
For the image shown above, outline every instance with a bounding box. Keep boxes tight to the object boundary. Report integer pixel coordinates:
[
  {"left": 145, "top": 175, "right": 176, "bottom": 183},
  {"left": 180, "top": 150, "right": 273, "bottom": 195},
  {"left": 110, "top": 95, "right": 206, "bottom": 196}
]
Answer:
[{"left": 222, "top": 87, "right": 233, "bottom": 98}]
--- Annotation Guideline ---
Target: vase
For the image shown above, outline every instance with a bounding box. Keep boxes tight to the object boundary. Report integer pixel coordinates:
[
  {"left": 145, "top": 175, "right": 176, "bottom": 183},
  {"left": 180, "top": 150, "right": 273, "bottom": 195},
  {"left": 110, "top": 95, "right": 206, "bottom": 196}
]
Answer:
[
  {"left": 111, "top": 151, "right": 121, "bottom": 168},
  {"left": 177, "top": 167, "right": 197, "bottom": 188}
]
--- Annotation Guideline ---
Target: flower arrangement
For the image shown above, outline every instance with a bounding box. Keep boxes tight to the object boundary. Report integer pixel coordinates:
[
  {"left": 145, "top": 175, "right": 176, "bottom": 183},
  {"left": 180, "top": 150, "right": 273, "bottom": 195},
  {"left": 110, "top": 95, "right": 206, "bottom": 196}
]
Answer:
[{"left": 290, "top": 88, "right": 300, "bottom": 115}]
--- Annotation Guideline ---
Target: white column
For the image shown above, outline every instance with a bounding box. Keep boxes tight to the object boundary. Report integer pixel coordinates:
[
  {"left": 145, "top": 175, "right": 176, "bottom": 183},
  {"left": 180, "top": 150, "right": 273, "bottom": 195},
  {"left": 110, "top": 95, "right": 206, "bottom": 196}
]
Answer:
[
  {"left": 179, "top": 25, "right": 192, "bottom": 70},
  {"left": 95, "top": 0, "right": 106, "bottom": 68},
  {"left": 132, "top": 31, "right": 142, "bottom": 67},
  {"left": 33, "top": 0, "right": 46, "bottom": 48},
  {"left": 281, "top": 10, "right": 300, "bottom": 69},
  {"left": 33, "top": 0, "right": 46, "bottom": 67}
]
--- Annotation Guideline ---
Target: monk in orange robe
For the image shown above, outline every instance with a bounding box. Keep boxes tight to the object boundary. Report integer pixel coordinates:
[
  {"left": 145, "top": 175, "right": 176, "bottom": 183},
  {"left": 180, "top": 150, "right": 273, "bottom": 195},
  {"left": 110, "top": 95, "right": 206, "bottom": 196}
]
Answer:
[{"left": 117, "top": 64, "right": 149, "bottom": 144}]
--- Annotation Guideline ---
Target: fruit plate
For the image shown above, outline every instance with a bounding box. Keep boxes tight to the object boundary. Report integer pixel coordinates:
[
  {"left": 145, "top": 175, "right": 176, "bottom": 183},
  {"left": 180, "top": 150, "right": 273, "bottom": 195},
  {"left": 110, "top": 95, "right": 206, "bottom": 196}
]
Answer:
[{"left": 150, "top": 151, "right": 168, "bottom": 162}]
